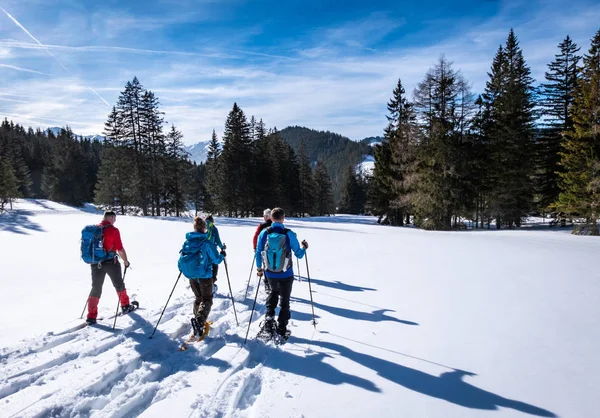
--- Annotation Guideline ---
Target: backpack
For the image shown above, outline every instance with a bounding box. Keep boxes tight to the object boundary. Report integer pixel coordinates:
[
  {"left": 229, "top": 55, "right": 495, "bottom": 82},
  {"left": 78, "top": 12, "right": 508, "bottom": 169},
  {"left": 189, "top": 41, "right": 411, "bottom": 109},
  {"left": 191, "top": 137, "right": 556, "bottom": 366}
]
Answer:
[
  {"left": 178, "top": 237, "right": 212, "bottom": 279},
  {"left": 80, "top": 225, "right": 115, "bottom": 264},
  {"left": 262, "top": 227, "right": 291, "bottom": 273}
]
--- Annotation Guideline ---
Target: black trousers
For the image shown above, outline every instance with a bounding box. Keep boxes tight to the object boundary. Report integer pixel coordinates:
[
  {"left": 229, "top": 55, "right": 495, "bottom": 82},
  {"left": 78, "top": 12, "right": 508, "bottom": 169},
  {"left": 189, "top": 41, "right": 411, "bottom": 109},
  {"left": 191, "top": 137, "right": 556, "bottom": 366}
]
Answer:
[
  {"left": 190, "top": 279, "right": 213, "bottom": 323},
  {"left": 265, "top": 276, "right": 294, "bottom": 330},
  {"left": 90, "top": 259, "right": 124, "bottom": 298},
  {"left": 212, "top": 264, "right": 219, "bottom": 282}
]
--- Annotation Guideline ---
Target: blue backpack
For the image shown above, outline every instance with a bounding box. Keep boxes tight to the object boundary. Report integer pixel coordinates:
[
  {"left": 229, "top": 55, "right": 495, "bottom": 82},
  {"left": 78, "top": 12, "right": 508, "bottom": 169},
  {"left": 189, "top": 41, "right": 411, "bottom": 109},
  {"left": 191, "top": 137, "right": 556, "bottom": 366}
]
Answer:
[
  {"left": 80, "top": 225, "right": 115, "bottom": 264},
  {"left": 178, "top": 236, "right": 212, "bottom": 279},
  {"left": 262, "top": 227, "right": 291, "bottom": 273}
]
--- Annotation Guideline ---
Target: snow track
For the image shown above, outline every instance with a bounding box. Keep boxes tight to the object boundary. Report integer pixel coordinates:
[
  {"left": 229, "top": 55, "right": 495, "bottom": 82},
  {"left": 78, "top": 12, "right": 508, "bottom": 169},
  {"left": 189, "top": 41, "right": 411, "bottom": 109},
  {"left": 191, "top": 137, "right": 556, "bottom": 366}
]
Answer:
[{"left": 0, "top": 285, "right": 278, "bottom": 418}]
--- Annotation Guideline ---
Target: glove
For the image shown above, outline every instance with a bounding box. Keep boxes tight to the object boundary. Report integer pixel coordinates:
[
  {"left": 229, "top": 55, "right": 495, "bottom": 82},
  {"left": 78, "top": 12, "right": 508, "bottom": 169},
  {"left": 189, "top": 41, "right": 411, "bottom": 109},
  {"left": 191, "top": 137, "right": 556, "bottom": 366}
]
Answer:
[
  {"left": 257, "top": 268, "right": 264, "bottom": 277},
  {"left": 222, "top": 244, "right": 227, "bottom": 250},
  {"left": 124, "top": 261, "right": 131, "bottom": 268},
  {"left": 301, "top": 240, "right": 309, "bottom": 249},
  {"left": 220, "top": 250, "right": 226, "bottom": 257}
]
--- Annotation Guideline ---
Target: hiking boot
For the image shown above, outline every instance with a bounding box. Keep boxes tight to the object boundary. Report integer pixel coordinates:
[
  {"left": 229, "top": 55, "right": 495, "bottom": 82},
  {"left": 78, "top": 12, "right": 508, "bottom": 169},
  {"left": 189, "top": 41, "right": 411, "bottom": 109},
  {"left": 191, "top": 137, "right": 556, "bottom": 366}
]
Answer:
[
  {"left": 191, "top": 317, "right": 205, "bottom": 337},
  {"left": 121, "top": 301, "right": 139, "bottom": 314},
  {"left": 86, "top": 317, "right": 97, "bottom": 325},
  {"left": 274, "top": 326, "right": 291, "bottom": 344}
]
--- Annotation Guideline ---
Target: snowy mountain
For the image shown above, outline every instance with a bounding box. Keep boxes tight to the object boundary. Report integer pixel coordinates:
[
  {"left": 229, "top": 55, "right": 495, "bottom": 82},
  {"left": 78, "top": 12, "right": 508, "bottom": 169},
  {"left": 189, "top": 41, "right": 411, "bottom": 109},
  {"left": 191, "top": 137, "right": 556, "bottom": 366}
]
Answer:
[
  {"left": 1, "top": 199, "right": 598, "bottom": 417},
  {"left": 184, "top": 140, "right": 211, "bottom": 164},
  {"left": 47, "top": 126, "right": 106, "bottom": 142}
]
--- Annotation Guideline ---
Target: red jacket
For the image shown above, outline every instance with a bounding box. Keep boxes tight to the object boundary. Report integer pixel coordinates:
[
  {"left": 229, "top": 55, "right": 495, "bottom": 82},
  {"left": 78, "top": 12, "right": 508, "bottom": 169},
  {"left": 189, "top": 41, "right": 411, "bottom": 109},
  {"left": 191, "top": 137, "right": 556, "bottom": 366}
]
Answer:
[
  {"left": 99, "top": 220, "right": 124, "bottom": 253},
  {"left": 253, "top": 220, "right": 272, "bottom": 250}
]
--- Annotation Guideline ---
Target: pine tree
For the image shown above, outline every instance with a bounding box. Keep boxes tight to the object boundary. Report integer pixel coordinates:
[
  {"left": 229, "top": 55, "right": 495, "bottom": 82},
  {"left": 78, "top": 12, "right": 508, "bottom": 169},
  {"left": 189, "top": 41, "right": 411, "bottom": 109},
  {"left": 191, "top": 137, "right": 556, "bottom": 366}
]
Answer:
[
  {"left": 94, "top": 146, "right": 138, "bottom": 214},
  {"left": 339, "top": 165, "right": 365, "bottom": 214},
  {"left": 539, "top": 36, "right": 581, "bottom": 210},
  {"left": 555, "top": 29, "right": 600, "bottom": 234},
  {"left": 0, "top": 157, "right": 21, "bottom": 210},
  {"left": 163, "top": 125, "right": 187, "bottom": 216},
  {"left": 483, "top": 30, "right": 537, "bottom": 228},
  {"left": 412, "top": 57, "right": 472, "bottom": 229},
  {"left": 189, "top": 162, "right": 206, "bottom": 215},
  {"left": 313, "top": 161, "right": 335, "bottom": 215},
  {"left": 220, "top": 103, "right": 252, "bottom": 216},
  {"left": 204, "top": 129, "right": 222, "bottom": 213},
  {"left": 297, "top": 140, "right": 315, "bottom": 216}
]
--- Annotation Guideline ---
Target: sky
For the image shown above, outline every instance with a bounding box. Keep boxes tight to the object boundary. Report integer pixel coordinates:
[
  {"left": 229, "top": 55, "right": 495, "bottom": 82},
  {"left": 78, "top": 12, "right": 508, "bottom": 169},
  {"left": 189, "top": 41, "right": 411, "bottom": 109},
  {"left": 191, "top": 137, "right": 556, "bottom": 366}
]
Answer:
[{"left": 1, "top": 0, "right": 599, "bottom": 145}]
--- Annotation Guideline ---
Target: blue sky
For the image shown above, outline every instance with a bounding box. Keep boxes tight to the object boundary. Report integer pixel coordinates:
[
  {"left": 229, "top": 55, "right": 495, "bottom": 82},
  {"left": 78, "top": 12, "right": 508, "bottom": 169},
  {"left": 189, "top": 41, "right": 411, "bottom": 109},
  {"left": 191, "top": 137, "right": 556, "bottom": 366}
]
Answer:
[{"left": 1, "top": 0, "right": 599, "bottom": 144}]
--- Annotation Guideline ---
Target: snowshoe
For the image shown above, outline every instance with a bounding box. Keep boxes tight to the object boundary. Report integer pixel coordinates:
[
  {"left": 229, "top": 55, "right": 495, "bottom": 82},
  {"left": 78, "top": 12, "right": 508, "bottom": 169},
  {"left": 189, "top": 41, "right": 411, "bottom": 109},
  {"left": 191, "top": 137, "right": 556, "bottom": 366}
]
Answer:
[
  {"left": 273, "top": 327, "right": 291, "bottom": 345},
  {"left": 256, "top": 317, "right": 276, "bottom": 342},
  {"left": 180, "top": 320, "right": 212, "bottom": 351},
  {"left": 121, "top": 301, "right": 139, "bottom": 314}
]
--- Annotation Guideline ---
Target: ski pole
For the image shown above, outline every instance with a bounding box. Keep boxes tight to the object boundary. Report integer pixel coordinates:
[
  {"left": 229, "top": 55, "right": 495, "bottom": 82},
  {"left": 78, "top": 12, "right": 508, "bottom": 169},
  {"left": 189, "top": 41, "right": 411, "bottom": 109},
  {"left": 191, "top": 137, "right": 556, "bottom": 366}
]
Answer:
[
  {"left": 305, "top": 253, "right": 316, "bottom": 328},
  {"left": 80, "top": 291, "right": 91, "bottom": 319},
  {"left": 244, "top": 256, "right": 255, "bottom": 300},
  {"left": 244, "top": 274, "right": 262, "bottom": 344},
  {"left": 113, "top": 266, "right": 129, "bottom": 330},
  {"left": 223, "top": 257, "right": 239, "bottom": 326},
  {"left": 149, "top": 271, "right": 183, "bottom": 339}
]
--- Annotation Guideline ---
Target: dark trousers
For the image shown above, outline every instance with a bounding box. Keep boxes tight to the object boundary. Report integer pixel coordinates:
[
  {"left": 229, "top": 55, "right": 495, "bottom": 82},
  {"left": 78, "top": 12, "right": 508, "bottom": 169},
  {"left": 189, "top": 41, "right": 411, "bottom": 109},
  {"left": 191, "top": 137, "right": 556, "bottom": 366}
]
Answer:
[
  {"left": 266, "top": 276, "right": 294, "bottom": 330},
  {"left": 90, "top": 260, "right": 125, "bottom": 298},
  {"left": 212, "top": 264, "right": 219, "bottom": 282},
  {"left": 190, "top": 279, "right": 213, "bottom": 323}
]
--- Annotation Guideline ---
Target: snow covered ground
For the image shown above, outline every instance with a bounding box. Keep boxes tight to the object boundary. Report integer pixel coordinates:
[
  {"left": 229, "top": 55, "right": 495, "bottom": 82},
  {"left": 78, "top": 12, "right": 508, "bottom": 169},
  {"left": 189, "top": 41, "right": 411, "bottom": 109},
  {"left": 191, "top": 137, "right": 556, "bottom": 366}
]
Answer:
[{"left": 1, "top": 199, "right": 599, "bottom": 417}]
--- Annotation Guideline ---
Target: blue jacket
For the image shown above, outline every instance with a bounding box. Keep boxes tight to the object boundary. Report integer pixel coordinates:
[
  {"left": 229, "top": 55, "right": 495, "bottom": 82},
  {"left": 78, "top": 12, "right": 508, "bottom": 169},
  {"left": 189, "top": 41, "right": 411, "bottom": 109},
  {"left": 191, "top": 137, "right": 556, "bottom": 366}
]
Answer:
[
  {"left": 255, "top": 222, "right": 305, "bottom": 279},
  {"left": 178, "top": 231, "right": 223, "bottom": 280},
  {"left": 206, "top": 220, "right": 224, "bottom": 250}
]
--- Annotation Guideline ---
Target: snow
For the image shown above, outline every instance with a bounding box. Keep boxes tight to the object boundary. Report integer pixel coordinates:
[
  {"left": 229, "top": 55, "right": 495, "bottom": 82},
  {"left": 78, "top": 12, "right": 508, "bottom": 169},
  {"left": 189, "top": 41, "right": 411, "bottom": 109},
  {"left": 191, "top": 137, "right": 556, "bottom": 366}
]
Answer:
[
  {"left": 358, "top": 154, "right": 375, "bottom": 176},
  {"left": 1, "top": 199, "right": 600, "bottom": 417},
  {"left": 184, "top": 140, "right": 212, "bottom": 164}
]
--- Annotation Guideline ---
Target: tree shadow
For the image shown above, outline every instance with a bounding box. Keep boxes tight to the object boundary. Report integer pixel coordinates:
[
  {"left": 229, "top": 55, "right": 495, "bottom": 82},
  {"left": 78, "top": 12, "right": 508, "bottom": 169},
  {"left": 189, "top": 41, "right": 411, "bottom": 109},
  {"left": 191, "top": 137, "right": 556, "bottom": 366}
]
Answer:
[
  {"left": 302, "top": 276, "right": 377, "bottom": 292},
  {"left": 293, "top": 336, "right": 556, "bottom": 417},
  {"left": 291, "top": 296, "right": 417, "bottom": 326},
  {"left": 0, "top": 210, "right": 45, "bottom": 235}
]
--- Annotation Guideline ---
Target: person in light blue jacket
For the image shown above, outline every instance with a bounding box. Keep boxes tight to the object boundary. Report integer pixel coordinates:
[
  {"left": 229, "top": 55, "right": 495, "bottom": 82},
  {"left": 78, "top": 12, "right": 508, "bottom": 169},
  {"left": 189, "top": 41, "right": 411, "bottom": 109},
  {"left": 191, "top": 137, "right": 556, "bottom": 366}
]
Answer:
[
  {"left": 178, "top": 217, "right": 225, "bottom": 337},
  {"left": 255, "top": 207, "right": 308, "bottom": 341},
  {"left": 205, "top": 215, "right": 226, "bottom": 287}
]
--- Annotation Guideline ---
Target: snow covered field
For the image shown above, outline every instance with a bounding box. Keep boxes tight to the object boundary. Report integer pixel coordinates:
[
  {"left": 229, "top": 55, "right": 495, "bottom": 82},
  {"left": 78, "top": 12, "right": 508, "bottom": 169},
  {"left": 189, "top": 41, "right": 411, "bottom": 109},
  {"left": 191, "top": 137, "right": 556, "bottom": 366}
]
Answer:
[{"left": 1, "top": 199, "right": 599, "bottom": 417}]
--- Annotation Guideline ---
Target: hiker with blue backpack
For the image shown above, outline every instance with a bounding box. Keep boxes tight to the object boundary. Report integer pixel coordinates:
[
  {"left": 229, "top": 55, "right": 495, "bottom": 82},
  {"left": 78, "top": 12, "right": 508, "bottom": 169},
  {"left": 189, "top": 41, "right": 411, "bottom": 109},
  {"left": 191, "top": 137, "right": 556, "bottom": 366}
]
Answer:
[
  {"left": 178, "top": 216, "right": 226, "bottom": 338},
  {"left": 205, "top": 215, "right": 225, "bottom": 294},
  {"left": 81, "top": 211, "right": 136, "bottom": 325},
  {"left": 255, "top": 207, "right": 308, "bottom": 341}
]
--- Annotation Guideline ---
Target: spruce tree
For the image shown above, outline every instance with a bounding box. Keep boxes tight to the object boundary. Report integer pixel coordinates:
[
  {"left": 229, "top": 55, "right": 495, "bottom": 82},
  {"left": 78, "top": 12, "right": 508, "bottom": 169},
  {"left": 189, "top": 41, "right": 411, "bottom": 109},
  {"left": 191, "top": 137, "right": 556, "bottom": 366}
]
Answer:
[
  {"left": 297, "top": 140, "right": 315, "bottom": 216},
  {"left": 204, "top": 129, "right": 222, "bottom": 213},
  {"left": 313, "top": 161, "right": 335, "bottom": 215},
  {"left": 339, "top": 165, "right": 365, "bottom": 214},
  {"left": 483, "top": 30, "right": 537, "bottom": 228},
  {"left": 539, "top": 36, "right": 581, "bottom": 210},
  {"left": 0, "top": 157, "right": 21, "bottom": 210},
  {"left": 555, "top": 29, "right": 600, "bottom": 234}
]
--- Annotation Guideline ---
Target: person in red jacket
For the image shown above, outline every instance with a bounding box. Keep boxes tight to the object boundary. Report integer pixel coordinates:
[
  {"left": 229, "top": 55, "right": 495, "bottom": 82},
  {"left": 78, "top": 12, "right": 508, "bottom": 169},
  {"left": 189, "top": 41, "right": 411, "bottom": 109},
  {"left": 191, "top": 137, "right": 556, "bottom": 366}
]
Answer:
[
  {"left": 86, "top": 211, "right": 134, "bottom": 325},
  {"left": 253, "top": 209, "right": 272, "bottom": 291}
]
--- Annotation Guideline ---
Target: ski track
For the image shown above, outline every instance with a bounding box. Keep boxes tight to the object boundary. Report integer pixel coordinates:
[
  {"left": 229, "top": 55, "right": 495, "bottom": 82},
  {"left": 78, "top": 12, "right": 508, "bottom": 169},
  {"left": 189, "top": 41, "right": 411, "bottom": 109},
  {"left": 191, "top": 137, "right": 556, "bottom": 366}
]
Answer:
[{"left": 0, "top": 285, "right": 287, "bottom": 418}]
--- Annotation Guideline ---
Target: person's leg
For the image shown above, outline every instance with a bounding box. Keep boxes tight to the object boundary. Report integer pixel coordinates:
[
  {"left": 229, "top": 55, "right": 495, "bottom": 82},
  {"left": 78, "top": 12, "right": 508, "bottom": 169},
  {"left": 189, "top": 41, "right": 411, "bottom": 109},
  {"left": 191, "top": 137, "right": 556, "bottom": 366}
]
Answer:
[
  {"left": 190, "top": 279, "right": 202, "bottom": 317},
  {"left": 265, "top": 277, "right": 280, "bottom": 319},
  {"left": 276, "top": 277, "right": 294, "bottom": 332},
  {"left": 88, "top": 265, "right": 106, "bottom": 320},
  {"left": 106, "top": 261, "right": 129, "bottom": 306},
  {"left": 197, "top": 279, "right": 214, "bottom": 324},
  {"left": 212, "top": 264, "right": 219, "bottom": 283}
]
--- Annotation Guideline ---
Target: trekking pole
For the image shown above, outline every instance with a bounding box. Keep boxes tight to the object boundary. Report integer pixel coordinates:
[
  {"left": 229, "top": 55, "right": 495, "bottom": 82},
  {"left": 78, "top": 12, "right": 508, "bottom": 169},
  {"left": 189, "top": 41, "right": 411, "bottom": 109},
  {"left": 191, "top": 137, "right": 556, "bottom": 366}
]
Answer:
[
  {"left": 113, "top": 266, "right": 129, "bottom": 330},
  {"left": 305, "top": 253, "right": 316, "bottom": 328},
  {"left": 149, "top": 271, "right": 183, "bottom": 339},
  {"left": 223, "top": 257, "right": 239, "bottom": 326},
  {"left": 244, "top": 256, "right": 255, "bottom": 300},
  {"left": 80, "top": 291, "right": 91, "bottom": 319},
  {"left": 244, "top": 274, "right": 262, "bottom": 343}
]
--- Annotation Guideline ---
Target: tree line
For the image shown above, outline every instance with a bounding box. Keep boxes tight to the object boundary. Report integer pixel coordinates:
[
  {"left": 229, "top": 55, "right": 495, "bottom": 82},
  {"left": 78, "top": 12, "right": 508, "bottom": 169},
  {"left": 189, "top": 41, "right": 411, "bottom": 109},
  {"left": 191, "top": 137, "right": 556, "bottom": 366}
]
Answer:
[
  {"left": 367, "top": 28, "right": 600, "bottom": 234},
  {"left": 0, "top": 78, "right": 336, "bottom": 217}
]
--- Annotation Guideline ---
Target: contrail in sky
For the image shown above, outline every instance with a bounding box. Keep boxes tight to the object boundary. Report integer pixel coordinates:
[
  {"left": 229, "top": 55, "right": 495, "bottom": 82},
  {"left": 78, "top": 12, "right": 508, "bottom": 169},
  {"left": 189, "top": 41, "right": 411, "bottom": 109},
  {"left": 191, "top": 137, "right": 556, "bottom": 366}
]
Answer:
[{"left": 1, "top": 7, "right": 111, "bottom": 107}]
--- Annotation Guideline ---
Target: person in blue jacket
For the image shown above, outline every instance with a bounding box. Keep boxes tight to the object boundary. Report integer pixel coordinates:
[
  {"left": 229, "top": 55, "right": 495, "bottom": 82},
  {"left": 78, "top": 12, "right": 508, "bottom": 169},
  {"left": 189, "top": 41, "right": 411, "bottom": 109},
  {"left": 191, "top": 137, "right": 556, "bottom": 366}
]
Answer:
[
  {"left": 178, "top": 216, "right": 225, "bottom": 337},
  {"left": 255, "top": 207, "right": 308, "bottom": 339},
  {"left": 205, "top": 215, "right": 226, "bottom": 291}
]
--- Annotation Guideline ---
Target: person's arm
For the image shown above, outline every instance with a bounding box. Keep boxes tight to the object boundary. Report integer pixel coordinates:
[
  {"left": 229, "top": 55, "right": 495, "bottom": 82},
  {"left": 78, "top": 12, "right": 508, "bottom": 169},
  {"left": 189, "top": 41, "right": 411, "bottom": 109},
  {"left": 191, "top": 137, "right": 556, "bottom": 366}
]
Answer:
[
  {"left": 288, "top": 231, "right": 306, "bottom": 259},
  {"left": 253, "top": 224, "right": 262, "bottom": 250},
  {"left": 255, "top": 229, "right": 267, "bottom": 271},
  {"left": 208, "top": 242, "right": 224, "bottom": 265},
  {"left": 215, "top": 227, "right": 224, "bottom": 250},
  {"left": 117, "top": 249, "right": 130, "bottom": 267}
]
